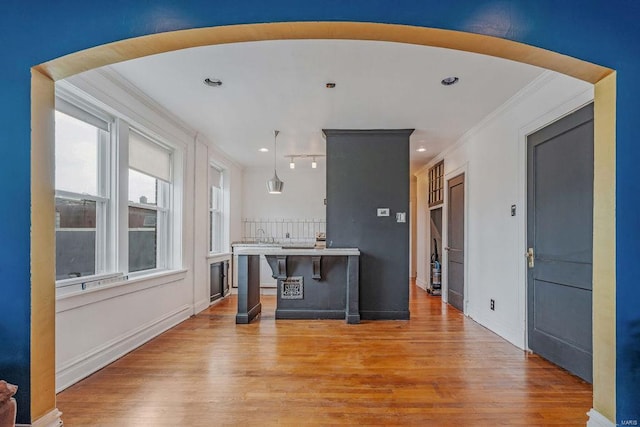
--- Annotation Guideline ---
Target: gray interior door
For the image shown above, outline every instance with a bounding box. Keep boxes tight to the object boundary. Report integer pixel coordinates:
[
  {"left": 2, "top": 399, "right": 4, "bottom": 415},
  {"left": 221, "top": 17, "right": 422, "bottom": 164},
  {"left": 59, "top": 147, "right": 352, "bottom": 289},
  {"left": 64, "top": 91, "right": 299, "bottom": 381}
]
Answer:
[
  {"left": 447, "top": 174, "right": 465, "bottom": 312},
  {"left": 527, "top": 103, "right": 594, "bottom": 383}
]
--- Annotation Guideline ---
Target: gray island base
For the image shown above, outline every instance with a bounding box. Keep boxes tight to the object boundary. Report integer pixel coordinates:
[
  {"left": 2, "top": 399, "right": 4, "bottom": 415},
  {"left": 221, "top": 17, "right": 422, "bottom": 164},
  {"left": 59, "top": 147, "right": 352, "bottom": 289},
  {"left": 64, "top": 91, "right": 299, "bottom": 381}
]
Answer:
[{"left": 234, "top": 247, "right": 360, "bottom": 324}]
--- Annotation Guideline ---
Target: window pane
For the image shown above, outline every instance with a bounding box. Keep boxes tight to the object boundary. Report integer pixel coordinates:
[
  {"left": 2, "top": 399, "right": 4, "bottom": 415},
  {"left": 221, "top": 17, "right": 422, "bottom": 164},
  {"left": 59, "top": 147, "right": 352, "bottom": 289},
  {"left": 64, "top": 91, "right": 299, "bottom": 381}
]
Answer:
[
  {"left": 211, "top": 211, "right": 222, "bottom": 253},
  {"left": 129, "top": 206, "right": 157, "bottom": 272},
  {"left": 210, "top": 183, "right": 223, "bottom": 253},
  {"left": 55, "top": 198, "right": 96, "bottom": 280},
  {"left": 211, "top": 186, "right": 221, "bottom": 210},
  {"left": 55, "top": 111, "right": 100, "bottom": 195},
  {"left": 129, "top": 169, "right": 157, "bottom": 205}
]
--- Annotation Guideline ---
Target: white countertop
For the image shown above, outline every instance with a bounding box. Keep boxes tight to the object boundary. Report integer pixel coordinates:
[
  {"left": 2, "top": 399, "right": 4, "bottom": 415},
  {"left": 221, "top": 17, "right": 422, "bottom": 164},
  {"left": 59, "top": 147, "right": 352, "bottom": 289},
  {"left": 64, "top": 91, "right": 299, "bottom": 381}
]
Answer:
[{"left": 233, "top": 247, "right": 360, "bottom": 256}]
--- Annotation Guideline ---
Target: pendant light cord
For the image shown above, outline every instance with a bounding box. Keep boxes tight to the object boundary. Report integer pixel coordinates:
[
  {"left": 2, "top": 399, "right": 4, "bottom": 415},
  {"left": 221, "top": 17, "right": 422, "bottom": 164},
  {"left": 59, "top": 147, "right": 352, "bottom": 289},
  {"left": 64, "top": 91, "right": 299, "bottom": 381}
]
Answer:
[{"left": 273, "top": 130, "right": 279, "bottom": 173}]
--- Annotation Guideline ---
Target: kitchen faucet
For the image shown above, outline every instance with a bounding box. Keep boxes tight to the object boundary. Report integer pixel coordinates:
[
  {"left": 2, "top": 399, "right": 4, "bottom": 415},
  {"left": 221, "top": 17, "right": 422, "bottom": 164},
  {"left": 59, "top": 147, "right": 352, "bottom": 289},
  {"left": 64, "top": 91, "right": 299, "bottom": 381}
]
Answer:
[{"left": 256, "top": 228, "right": 265, "bottom": 243}]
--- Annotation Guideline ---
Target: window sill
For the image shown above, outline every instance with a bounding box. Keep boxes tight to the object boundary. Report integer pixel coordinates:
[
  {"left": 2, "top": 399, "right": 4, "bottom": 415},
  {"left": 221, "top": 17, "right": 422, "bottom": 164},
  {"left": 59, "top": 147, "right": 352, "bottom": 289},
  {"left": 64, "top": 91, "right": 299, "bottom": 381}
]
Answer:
[
  {"left": 56, "top": 268, "right": 188, "bottom": 313},
  {"left": 56, "top": 272, "right": 125, "bottom": 289},
  {"left": 207, "top": 252, "right": 231, "bottom": 263}
]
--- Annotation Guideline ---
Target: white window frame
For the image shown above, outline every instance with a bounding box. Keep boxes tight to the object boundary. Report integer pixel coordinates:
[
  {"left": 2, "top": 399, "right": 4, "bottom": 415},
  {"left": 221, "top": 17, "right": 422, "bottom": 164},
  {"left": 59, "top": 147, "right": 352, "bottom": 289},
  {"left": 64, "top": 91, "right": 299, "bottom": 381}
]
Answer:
[
  {"left": 54, "top": 98, "right": 114, "bottom": 287},
  {"left": 209, "top": 164, "right": 224, "bottom": 254},
  {"left": 54, "top": 84, "right": 184, "bottom": 291},
  {"left": 126, "top": 128, "right": 174, "bottom": 276}
]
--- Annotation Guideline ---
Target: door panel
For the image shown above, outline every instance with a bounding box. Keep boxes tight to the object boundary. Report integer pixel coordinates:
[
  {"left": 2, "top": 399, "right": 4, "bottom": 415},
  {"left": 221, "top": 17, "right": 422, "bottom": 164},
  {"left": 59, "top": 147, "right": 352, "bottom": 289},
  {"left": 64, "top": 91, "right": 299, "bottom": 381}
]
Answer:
[
  {"left": 447, "top": 174, "right": 465, "bottom": 312},
  {"left": 533, "top": 280, "right": 592, "bottom": 351},
  {"left": 527, "top": 103, "right": 593, "bottom": 382}
]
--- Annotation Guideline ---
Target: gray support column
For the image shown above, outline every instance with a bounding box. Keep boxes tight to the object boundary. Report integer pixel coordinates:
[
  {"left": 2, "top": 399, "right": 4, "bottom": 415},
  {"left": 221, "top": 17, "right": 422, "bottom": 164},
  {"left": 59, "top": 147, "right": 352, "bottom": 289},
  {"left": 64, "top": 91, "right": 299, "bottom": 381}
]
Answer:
[
  {"left": 236, "top": 254, "right": 262, "bottom": 324},
  {"left": 346, "top": 255, "right": 360, "bottom": 324}
]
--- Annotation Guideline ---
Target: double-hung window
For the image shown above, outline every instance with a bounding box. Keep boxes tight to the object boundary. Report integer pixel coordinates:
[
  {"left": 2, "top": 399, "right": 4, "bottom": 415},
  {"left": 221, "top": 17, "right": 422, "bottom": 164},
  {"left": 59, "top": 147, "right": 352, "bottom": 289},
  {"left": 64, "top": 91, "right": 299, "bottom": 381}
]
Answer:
[
  {"left": 209, "top": 165, "right": 224, "bottom": 253},
  {"left": 128, "top": 130, "right": 172, "bottom": 273},
  {"left": 55, "top": 92, "right": 182, "bottom": 289},
  {"left": 54, "top": 102, "right": 111, "bottom": 281}
]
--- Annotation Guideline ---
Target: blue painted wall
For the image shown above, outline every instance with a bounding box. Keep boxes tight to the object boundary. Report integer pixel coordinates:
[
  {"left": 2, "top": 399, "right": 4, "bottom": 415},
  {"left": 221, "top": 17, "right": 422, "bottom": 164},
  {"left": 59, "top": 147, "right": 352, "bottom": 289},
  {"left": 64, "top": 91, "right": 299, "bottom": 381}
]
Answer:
[{"left": 1, "top": 0, "right": 638, "bottom": 423}]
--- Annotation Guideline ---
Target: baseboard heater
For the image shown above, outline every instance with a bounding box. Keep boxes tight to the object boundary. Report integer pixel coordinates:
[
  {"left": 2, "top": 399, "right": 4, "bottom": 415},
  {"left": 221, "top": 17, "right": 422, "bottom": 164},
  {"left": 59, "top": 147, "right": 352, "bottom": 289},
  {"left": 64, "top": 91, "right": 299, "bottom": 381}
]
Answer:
[{"left": 210, "top": 261, "right": 229, "bottom": 302}]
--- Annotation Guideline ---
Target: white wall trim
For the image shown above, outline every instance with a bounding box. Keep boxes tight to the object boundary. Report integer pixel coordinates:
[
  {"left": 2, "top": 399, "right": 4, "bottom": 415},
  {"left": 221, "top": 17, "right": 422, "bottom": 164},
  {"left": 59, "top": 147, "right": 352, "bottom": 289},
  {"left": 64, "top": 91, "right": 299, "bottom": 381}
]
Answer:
[
  {"left": 587, "top": 409, "right": 616, "bottom": 427},
  {"left": 517, "top": 87, "right": 594, "bottom": 351},
  {"left": 56, "top": 269, "right": 187, "bottom": 313},
  {"left": 468, "top": 311, "right": 525, "bottom": 350},
  {"left": 55, "top": 304, "right": 191, "bottom": 393},
  {"left": 69, "top": 68, "right": 194, "bottom": 146},
  {"left": 205, "top": 134, "right": 244, "bottom": 172},
  {"left": 194, "top": 298, "right": 210, "bottom": 314},
  {"left": 207, "top": 253, "right": 232, "bottom": 262},
  {"left": 94, "top": 67, "right": 244, "bottom": 170},
  {"left": 416, "top": 278, "right": 429, "bottom": 291},
  {"left": 415, "top": 70, "right": 557, "bottom": 176},
  {"left": 15, "top": 408, "right": 63, "bottom": 427},
  {"left": 442, "top": 163, "right": 469, "bottom": 310}
]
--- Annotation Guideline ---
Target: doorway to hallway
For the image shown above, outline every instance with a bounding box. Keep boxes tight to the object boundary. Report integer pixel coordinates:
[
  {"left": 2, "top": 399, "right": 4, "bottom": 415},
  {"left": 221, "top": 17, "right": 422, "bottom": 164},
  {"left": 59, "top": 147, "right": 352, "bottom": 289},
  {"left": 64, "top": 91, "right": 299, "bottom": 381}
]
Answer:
[{"left": 446, "top": 173, "right": 465, "bottom": 312}]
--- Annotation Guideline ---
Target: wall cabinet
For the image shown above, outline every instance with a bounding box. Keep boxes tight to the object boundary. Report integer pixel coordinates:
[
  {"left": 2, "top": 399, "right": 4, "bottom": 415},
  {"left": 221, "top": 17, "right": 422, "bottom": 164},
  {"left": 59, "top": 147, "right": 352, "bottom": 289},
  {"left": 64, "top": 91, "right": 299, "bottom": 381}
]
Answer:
[{"left": 428, "top": 160, "right": 444, "bottom": 207}]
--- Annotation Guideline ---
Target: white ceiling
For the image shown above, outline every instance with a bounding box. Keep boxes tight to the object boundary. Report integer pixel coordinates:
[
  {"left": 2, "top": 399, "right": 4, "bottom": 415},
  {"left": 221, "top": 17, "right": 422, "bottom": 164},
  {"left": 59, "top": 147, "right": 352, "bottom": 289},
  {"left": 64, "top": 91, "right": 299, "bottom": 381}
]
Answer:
[{"left": 104, "top": 39, "right": 544, "bottom": 172}]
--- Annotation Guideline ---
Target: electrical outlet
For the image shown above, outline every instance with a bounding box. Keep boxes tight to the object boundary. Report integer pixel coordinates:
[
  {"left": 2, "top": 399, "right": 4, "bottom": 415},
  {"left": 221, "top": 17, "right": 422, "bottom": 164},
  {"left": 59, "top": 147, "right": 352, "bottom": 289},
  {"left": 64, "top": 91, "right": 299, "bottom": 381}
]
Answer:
[{"left": 490, "top": 299, "right": 495, "bottom": 311}]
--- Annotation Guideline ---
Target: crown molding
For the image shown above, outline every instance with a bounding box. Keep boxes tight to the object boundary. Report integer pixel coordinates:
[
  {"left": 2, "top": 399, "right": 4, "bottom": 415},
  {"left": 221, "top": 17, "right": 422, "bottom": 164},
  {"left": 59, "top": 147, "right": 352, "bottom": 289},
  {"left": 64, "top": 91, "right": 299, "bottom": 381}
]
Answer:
[
  {"left": 99, "top": 67, "right": 244, "bottom": 169},
  {"left": 415, "top": 70, "right": 558, "bottom": 176},
  {"left": 96, "top": 67, "right": 197, "bottom": 139}
]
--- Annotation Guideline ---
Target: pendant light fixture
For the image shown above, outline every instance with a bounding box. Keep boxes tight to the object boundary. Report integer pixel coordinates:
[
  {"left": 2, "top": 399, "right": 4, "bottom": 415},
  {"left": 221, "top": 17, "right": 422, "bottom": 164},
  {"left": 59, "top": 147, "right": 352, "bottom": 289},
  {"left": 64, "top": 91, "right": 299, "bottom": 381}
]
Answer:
[{"left": 267, "top": 130, "right": 284, "bottom": 194}]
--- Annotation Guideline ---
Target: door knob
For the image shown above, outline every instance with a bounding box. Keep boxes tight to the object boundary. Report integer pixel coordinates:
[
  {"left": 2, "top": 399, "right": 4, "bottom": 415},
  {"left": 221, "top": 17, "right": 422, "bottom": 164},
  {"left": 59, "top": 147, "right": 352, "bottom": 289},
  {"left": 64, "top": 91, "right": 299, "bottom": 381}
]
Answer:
[{"left": 527, "top": 247, "right": 535, "bottom": 268}]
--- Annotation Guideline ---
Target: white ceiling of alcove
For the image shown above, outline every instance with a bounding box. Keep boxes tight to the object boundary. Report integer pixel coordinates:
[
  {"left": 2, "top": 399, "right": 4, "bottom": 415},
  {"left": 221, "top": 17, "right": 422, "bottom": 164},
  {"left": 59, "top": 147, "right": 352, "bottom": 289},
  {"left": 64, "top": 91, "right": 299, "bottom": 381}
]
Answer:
[{"left": 103, "top": 39, "right": 545, "bottom": 172}]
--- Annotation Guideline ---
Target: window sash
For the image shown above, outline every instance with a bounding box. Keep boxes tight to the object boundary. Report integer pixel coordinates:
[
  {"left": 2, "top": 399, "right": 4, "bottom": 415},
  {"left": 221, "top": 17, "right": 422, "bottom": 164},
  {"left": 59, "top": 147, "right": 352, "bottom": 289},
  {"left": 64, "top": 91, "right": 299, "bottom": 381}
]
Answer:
[
  {"left": 56, "top": 97, "right": 110, "bottom": 132},
  {"left": 54, "top": 100, "right": 112, "bottom": 285},
  {"left": 55, "top": 194, "right": 108, "bottom": 283},
  {"left": 127, "top": 178, "right": 170, "bottom": 273},
  {"left": 209, "top": 171, "right": 224, "bottom": 253}
]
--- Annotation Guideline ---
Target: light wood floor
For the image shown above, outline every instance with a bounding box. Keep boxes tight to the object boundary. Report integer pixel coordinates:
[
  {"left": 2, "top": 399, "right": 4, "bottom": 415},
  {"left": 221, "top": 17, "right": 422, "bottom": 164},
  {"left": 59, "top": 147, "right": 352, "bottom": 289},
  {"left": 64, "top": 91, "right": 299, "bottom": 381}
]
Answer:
[{"left": 57, "top": 283, "right": 592, "bottom": 426}]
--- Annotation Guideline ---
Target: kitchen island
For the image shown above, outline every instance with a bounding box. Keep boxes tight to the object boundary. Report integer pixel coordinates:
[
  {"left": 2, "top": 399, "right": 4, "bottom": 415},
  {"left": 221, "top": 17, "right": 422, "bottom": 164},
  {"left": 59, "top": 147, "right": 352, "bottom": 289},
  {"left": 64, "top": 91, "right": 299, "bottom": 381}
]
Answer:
[{"left": 234, "top": 247, "right": 360, "bottom": 324}]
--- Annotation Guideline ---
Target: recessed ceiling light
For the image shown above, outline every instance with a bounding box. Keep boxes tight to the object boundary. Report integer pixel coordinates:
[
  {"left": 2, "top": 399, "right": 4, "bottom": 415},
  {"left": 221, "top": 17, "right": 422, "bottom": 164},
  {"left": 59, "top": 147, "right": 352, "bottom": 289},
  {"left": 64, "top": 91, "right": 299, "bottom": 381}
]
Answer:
[
  {"left": 259, "top": 148, "right": 269, "bottom": 152},
  {"left": 204, "top": 78, "right": 222, "bottom": 87},
  {"left": 417, "top": 147, "right": 427, "bottom": 152},
  {"left": 441, "top": 76, "right": 459, "bottom": 86}
]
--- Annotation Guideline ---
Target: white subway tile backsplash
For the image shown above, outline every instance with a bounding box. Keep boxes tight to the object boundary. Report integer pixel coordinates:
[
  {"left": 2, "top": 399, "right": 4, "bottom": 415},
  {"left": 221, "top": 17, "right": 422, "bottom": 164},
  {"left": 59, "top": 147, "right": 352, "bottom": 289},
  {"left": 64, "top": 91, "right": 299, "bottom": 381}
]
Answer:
[{"left": 242, "top": 218, "right": 326, "bottom": 243}]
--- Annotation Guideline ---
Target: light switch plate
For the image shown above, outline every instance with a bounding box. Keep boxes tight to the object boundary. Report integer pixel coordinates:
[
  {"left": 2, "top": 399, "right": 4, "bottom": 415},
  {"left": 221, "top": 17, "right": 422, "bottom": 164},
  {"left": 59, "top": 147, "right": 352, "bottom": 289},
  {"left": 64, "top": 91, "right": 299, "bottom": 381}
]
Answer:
[
  {"left": 377, "top": 208, "right": 390, "bottom": 217},
  {"left": 396, "top": 212, "right": 406, "bottom": 223}
]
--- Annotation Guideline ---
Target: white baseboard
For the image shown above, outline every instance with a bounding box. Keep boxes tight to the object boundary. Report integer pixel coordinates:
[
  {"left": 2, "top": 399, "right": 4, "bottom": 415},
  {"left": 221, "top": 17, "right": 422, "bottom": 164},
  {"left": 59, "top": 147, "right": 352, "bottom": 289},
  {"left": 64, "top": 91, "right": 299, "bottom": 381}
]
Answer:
[
  {"left": 56, "top": 304, "right": 192, "bottom": 392},
  {"left": 415, "top": 278, "right": 428, "bottom": 291},
  {"left": 16, "top": 408, "right": 63, "bottom": 427},
  {"left": 587, "top": 409, "right": 616, "bottom": 427},
  {"left": 467, "top": 310, "right": 525, "bottom": 350},
  {"left": 194, "top": 298, "right": 210, "bottom": 314}
]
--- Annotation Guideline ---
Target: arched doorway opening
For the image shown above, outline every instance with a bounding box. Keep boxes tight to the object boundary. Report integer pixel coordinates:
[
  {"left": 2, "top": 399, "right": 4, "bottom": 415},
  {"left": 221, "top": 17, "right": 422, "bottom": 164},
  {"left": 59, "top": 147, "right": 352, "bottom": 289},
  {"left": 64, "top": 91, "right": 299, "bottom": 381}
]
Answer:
[{"left": 30, "top": 22, "right": 616, "bottom": 424}]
